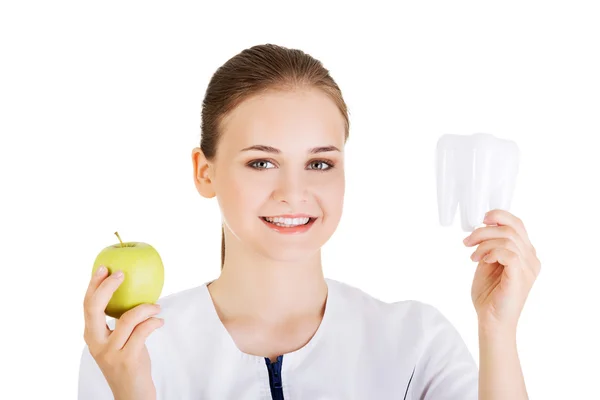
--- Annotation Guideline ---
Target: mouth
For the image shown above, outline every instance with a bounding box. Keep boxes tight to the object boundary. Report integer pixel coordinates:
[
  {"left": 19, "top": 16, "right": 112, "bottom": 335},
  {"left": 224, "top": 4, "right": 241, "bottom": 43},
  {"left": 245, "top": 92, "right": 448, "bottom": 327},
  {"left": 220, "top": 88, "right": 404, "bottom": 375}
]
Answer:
[{"left": 260, "top": 216, "right": 317, "bottom": 228}]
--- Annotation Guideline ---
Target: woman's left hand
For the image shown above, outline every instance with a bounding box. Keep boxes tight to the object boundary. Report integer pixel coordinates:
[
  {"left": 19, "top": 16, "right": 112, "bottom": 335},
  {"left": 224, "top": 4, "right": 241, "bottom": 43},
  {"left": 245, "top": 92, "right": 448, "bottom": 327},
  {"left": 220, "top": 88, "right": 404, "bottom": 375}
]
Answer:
[{"left": 463, "top": 209, "right": 541, "bottom": 332}]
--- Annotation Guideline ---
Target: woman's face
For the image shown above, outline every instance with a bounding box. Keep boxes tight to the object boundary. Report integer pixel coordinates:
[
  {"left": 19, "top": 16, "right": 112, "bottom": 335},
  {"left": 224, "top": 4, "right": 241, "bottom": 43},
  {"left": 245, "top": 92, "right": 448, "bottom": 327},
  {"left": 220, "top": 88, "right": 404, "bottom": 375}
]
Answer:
[{"left": 201, "top": 87, "right": 346, "bottom": 262}]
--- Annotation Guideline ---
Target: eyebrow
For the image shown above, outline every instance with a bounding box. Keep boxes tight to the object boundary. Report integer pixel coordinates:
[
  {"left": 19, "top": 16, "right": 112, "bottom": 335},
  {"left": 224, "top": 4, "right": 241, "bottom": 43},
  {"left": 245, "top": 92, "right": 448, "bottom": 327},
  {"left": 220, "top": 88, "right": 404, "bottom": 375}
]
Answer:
[{"left": 240, "top": 145, "right": 341, "bottom": 154}]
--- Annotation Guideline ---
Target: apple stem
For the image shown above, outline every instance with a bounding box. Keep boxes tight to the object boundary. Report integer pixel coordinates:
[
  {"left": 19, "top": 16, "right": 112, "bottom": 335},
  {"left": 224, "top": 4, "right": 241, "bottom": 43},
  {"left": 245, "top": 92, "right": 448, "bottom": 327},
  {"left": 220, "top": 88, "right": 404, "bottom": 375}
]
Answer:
[{"left": 114, "top": 231, "right": 124, "bottom": 248}]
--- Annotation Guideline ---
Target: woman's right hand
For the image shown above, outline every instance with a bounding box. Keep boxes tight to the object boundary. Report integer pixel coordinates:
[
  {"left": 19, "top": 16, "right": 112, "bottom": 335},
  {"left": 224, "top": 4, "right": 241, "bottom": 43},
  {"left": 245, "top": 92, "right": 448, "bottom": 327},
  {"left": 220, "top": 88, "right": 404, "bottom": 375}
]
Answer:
[{"left": 83, "top": 265, "right": 164, "bottom": 400}]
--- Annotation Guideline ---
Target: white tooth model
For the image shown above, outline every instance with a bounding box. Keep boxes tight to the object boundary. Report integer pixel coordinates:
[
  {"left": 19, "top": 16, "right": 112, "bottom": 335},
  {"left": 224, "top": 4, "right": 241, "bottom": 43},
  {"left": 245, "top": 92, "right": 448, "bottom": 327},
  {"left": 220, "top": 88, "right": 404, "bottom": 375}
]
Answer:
[{"left": 436, "top": 133, "right": 520, "bottom": 232}]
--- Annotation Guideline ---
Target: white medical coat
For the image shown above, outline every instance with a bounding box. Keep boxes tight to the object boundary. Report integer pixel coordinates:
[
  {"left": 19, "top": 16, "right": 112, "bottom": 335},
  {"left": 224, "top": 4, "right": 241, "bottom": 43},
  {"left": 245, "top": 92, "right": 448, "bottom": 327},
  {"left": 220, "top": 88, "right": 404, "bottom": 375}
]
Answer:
[{"left": 78, "top": 278, "right": 478, "bottom": 399}]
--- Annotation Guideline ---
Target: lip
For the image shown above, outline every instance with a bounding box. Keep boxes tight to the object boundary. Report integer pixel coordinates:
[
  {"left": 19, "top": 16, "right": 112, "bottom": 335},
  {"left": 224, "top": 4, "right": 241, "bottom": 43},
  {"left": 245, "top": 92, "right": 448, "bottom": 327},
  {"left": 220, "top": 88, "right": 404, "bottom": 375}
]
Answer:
[{"left": 259, "top": 216, "right": 318, "bottom": 234}]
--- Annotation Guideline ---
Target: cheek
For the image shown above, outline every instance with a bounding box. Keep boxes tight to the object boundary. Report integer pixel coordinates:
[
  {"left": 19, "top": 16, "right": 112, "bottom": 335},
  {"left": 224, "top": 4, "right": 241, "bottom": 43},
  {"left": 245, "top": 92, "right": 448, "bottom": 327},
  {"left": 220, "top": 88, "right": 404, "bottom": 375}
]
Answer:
[
  {"left": 316, "top": 177, "right": 345, "bottom": 217},
  {"left": 222, "top": 173, "right": 266, "bottom": 214}
]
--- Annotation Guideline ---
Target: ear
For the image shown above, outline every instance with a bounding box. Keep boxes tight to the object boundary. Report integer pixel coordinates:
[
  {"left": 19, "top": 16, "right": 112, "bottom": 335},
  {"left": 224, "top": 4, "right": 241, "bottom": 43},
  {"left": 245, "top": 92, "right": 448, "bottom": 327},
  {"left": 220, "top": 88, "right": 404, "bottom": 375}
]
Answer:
[{"left": 192, "top": 147, "right": 216, "bottom": 198}]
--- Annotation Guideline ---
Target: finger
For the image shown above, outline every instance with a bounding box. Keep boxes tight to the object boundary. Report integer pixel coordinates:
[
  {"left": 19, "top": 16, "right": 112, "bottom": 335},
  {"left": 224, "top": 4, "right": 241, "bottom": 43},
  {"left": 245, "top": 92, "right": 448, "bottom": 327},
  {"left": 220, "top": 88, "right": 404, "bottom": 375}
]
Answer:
[
  {"left": 85, "top": 269, "right": 125, "bottom": 343},
  {"left": 482, "top": 248, "right": 522, "bottom": 274},
  {"left": 483, "top": 209, "right": 531, "bottom": 246},
  {"left": 469, "top": 238, "right": 520, "bottom": 262},
  {"left": 464, "top": 225, "right": 528, "bottom": 255},
  {"left": 108, "top": 303, "right": 162, "bottom": 350},
  {"left": 122, "top": 317, "right": 165, "bottom": 355},
  {"left": 83, "top": 266, "right": 113, "bottom": 344}
]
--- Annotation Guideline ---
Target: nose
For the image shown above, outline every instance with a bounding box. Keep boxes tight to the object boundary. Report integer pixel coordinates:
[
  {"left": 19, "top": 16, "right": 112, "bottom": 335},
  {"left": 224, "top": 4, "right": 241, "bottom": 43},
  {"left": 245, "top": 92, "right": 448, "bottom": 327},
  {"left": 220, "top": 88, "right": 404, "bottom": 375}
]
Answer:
[{"left": 272, "top": 170, "right": 309, "bottom": 205}]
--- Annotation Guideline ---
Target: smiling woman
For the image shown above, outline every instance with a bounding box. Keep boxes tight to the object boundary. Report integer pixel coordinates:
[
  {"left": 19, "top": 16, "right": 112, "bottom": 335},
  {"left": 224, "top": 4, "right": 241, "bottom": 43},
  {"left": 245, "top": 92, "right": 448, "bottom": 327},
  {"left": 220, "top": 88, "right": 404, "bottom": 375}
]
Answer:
[
  {"left": 195, "top": 55, "right": 349, "bottom": 271},
  {"left": 78, "top": 43, "right": 484, "bottom": 400}
]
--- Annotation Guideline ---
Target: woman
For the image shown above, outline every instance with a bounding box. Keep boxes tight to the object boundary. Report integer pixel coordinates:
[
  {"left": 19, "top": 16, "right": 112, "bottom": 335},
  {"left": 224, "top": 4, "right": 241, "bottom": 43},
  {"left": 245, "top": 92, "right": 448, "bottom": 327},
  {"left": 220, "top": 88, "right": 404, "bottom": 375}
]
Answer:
[{"left": 79, "top": 43, "right": 541, "bottom": 399}]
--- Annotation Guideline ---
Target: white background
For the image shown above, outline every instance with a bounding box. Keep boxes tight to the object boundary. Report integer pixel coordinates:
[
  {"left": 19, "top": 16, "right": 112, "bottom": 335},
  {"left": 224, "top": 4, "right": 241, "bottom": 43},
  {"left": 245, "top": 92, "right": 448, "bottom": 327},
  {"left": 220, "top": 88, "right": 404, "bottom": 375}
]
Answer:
[{"left": 1, "top": 1, "right": 599, "bottom": 398}]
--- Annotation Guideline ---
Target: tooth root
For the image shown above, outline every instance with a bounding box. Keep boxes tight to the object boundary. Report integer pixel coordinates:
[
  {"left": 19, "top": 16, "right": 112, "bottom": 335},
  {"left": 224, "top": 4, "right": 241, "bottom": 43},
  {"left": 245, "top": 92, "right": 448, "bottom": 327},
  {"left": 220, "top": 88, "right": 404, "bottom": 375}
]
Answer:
[
  {"left": 464, "top": 136, "right": 494, "bottom": 231},
  {"left": 436, "top": 136, "right": 459, "bottom": 227},
  {"left": 459, "top": 199, "right": 474, "bottom": 231},
  {"left": 489, "top": 142, "right": 520, "bottom": 211}
]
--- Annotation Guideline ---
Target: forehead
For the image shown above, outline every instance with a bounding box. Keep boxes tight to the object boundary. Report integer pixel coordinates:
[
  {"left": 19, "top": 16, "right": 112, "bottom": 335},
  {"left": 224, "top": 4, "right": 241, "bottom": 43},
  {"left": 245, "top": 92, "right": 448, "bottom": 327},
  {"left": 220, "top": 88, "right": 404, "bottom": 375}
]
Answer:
[{"left": 219, "top": 87, "right": 345, "bottom": 151}]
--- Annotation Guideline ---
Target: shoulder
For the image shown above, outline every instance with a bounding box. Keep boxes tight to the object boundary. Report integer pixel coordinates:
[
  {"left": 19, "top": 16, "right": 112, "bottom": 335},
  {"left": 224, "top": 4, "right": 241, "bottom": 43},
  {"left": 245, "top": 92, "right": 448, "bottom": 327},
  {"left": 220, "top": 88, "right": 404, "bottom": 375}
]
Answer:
[
  {"left": 327, "top": 278, "right": 460, "bottom": 341},
  {"left": 105, "top": 283, "right": 209, "bottom": 332},
  {"left": 155, "top": 283, "right": 208, "bottom": 318},
  {"left": 328, "top": 277, "right": 442, "bottom": 321}
]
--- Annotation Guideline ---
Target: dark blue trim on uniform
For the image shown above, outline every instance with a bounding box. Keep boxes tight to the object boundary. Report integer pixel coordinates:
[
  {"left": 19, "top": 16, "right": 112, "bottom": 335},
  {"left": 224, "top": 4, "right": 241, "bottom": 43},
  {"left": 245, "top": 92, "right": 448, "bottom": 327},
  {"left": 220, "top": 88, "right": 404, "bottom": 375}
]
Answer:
[
  {"left": 265, "top": 355, "right": 284, "bottom": 400},
  {"left": 403, "top": 366, "right": 416, "bottom": 400}
]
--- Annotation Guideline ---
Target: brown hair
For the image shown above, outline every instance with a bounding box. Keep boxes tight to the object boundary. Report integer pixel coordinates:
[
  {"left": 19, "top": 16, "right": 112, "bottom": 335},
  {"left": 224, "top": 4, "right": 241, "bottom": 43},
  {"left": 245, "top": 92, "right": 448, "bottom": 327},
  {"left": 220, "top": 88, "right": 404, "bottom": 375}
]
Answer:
[{"left": 199, "top": 44, "right": 350, "bottom": 270}]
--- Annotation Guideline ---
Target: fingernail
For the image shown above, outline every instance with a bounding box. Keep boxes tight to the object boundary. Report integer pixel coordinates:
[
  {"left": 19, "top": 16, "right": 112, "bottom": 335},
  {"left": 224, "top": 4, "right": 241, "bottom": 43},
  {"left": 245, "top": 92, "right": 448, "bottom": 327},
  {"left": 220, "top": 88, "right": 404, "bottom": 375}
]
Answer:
[
  {"left": 112, "top": 270, "right": 124, "bottom": 279},
  {"left": 463, "top": 236, "right": 470, "bottom": 244},
  {"left": 96, "top": 266, "right": 106, "bottom": 276}
]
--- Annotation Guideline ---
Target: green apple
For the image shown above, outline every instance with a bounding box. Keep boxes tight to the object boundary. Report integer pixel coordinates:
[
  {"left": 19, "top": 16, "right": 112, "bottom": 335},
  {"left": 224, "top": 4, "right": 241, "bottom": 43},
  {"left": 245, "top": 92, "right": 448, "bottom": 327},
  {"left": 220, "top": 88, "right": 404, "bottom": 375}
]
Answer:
[{"left": 92, "top": 232, "right": 164, "bottom": 319}]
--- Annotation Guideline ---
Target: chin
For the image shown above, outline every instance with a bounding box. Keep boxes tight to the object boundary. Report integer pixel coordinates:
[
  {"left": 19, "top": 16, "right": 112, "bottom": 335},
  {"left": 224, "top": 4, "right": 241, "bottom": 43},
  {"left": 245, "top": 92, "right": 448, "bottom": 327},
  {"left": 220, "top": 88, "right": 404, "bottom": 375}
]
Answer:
[
  {"left": 231, "top": 215, "right": 340, "bottom": 262},
  {"left": 254, "top": 240, "right": 324, "bottom": 263}
]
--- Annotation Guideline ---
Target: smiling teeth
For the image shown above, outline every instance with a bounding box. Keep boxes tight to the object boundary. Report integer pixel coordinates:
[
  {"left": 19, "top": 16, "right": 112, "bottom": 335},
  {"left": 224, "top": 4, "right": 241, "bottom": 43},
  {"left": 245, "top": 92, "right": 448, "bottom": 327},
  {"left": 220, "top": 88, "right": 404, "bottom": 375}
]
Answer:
[{"left": 264, "top": 217, "right": 310, "bottom": 227}]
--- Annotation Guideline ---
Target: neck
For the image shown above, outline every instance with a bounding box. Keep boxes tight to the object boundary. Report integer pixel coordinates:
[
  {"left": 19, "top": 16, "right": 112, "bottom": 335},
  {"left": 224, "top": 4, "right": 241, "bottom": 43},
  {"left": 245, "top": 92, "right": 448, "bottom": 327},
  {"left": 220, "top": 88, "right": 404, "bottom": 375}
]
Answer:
[{"left": 207, "top": 246, "right": 328, "bottom": 327}]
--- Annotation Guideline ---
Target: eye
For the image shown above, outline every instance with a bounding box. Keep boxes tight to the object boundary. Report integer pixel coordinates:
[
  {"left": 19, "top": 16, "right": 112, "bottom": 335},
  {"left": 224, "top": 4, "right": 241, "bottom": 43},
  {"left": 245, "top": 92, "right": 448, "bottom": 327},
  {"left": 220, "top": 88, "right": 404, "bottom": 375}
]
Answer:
[
  {"left": 307, "top": 160, "right": 334, "bottom": 171},
  {"left": 248, "top": 159, "right": 276, "bottom": 170}
]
